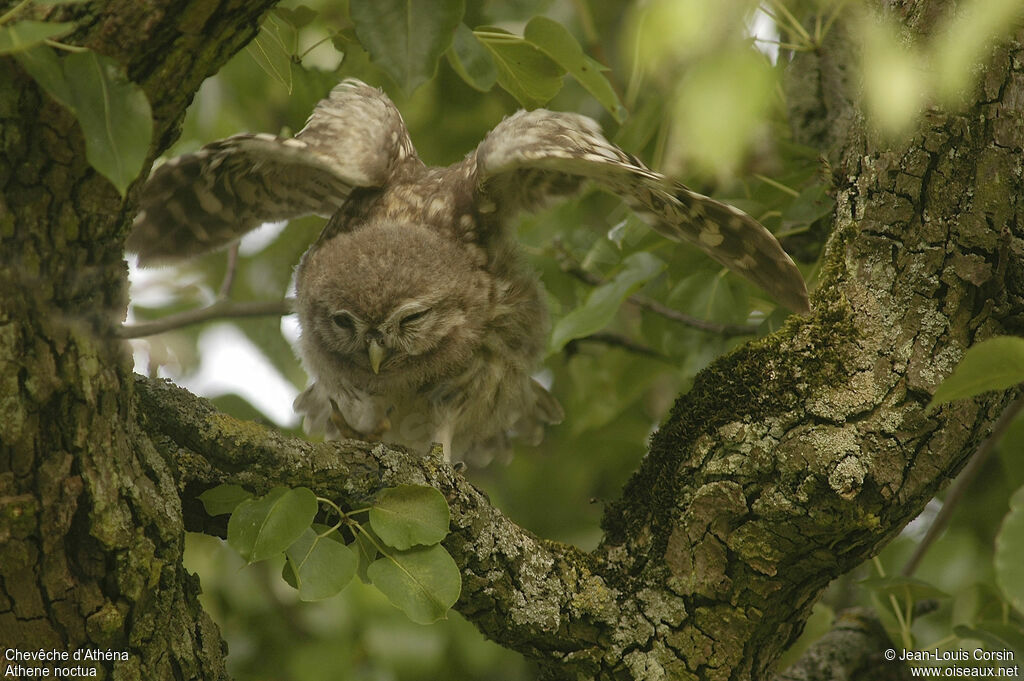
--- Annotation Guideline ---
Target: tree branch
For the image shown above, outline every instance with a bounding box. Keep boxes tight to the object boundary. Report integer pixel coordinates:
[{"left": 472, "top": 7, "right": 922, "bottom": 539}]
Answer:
[
  {"left": 134, "top": 376, "right": 621, "bottom": 675},
  {"left": 776, "top": 609, "right": 910, "bottom": 681},
  {"left": 118, "top": 298, "right": 294, "bottom": 338}
]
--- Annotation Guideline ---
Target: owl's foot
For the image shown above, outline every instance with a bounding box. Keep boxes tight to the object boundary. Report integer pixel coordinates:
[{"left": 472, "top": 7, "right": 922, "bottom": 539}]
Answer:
[
  {"left": 327, "top": 400, "right": 391, "bottom": 442},
  {"left": 365, "top": 416, "right": 391, "bottom": 440}
]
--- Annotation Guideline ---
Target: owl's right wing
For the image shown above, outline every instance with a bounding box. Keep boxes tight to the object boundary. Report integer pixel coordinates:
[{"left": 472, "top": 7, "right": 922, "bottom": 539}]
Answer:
[
  {"left": 474, "top": 109, "right": 810, "bottom": 314},
  {"left": 128, "top": 79, "right": 415, "bottom": 264}
]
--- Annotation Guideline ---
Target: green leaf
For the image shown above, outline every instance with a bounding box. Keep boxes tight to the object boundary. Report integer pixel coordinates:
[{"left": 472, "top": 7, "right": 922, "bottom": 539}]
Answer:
[
  {"left": 0, "top": 21, "right": 74, "bottom": 55},
  {"left": 353, "top": 524, "right": 381, "bottom": 583},
  {"left": 227, "top": 487, "right": 318, "bottom": 563},
  {"left": 549, "top": 252, "right": 665, "bottom": 353},
  {"left": 995, "top": 487, "right": 1024, "bottom": 613},
  {"left": 782, "top": 183, "right": 834, "bottom": 229},
  {"left": 475, "top": 26, "right": 563, "bottom": 108},
  {"left": 15, "top": 46, "right": 152, "bottom": 197},
  {"left": 447, "top": 22, "right": 496, "bottom": 92},
  {"left": 369, "top": 485, "right": 450, "bottom": 550},
  {"left": 1011, "top": 485, "right": 1024, "bottom": 511},
  {"left": 285, "top": 527, "right": 358, "bottom": 601},
  {"left": 368, "top": 544, "right": 462, "bottom": 624},
  {"left": 522, "top": 16, "right": 625, "bottom": 122},
  {"left": 954, "top": 622, "right": 1024, "bottom": 660},
  {"left": 198, "top": 484, "right": 253, "bottom": 516},
  {"left": 272, "top": 5, "right": 318, "bottom": 29},
  {"left": 859, "top": 575, "right": 950, "bottom": 601},
  {"left": 350, "top": 0, "right": 464, "bottom": 94},
  {"left": 247, "top": 18, "right": 294, "bottom": 92},
  {"left": 929, "top": 336, "right": 1024, "bottom": 410}
]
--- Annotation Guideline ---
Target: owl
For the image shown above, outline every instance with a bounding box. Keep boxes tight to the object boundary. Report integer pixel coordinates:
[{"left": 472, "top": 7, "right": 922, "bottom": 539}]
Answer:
[{"left": 128, "top": 79, "right": 809, "bottom": 464}]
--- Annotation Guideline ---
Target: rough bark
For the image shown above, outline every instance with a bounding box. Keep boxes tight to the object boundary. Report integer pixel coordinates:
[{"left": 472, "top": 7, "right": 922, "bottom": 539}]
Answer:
[
  {"left": 777, "top": 609, "right": 909, "bottom": 681},
  {"left": 1, "top": 1, "right": 1022, "bottom": 680},
  {"left": 1, "top": 1, "right": 276, "bottom": 678}
]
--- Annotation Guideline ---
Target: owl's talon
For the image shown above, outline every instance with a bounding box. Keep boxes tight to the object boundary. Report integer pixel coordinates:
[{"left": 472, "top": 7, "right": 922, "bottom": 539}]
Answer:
[
  {"left": 328, "top": 408, "right": 364, "bottom": 440},
  {"left": 367, "top": 417, "right": 390, "bottom": 440}
]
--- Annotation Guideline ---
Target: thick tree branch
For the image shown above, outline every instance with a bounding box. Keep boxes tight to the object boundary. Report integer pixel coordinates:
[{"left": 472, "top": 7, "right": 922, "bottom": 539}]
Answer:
[
  {"left": 134, "top": 376, "right": 617, "bottom": 670},
  {"left": 776, "top": 609, "right": 911, "bottom": 681}
]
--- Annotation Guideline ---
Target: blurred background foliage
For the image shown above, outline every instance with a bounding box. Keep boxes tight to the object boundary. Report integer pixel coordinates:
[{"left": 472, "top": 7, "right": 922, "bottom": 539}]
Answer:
[{"left": 124, "top": 0, "right": 1024, "bottom": 678}]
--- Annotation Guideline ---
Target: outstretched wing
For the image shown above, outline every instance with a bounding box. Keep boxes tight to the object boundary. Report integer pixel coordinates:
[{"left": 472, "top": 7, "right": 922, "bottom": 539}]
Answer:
[
  {"left": 128, "top": 79, "right": 416, "bottom": 264},
  {"left": 474, "top": 110, "right": 810, "bottom": 314}
]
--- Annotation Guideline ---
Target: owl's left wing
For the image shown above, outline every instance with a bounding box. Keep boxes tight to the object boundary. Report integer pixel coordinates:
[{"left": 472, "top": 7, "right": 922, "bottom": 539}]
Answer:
[
  {"left": 128, "top": 79, "right": 415, "bottom": 264},
  {"left": 474, "top": 110, "right": 810, "bottom": 314}
]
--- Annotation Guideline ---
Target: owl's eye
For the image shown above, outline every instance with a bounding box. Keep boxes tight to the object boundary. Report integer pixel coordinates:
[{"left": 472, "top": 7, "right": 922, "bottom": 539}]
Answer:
[
  {"left": 399, "top": 308, "right": 431, "bottom": 327},
  {"left": 331, "top": 312, "right": 355, "bottom": 331}
]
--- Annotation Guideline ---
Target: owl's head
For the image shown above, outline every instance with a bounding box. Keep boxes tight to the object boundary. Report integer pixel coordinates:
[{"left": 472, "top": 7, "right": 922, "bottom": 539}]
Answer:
[{"left": 295, "top": 221, "right": 491, "bottom": 387}]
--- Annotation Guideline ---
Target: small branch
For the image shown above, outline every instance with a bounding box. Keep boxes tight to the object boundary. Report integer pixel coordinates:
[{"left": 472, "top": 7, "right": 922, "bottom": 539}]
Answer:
[
  {"left": 552, "top": 241, "right": 759, "bottom": 337},
  {"left": 901, "top": 391, "right": 1024, "bottom": 577},
  {"left": 568, "top": 332, "right": 665, "bottom": 358},
  {"left": 117, "top": 298, "right": 294, "bottom": 338},
  {"left": 217, "top": 243, "right": 241, "bottom": 299}
]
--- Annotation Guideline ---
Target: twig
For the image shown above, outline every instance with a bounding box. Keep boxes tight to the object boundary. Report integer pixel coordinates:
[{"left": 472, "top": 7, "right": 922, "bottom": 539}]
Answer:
[
  {"left": 901, "top": 391, "right": 1024, "bottom": 577},
  {"left": 217, "top": 243, "right": 240, "bottom": 299},
  {"left": 117, "top": 298, "right": 295, "bottom": 339},
  {"left": 552, "top": 241, "right": 759, "bottom": 338},
  {"left": 567, "top": 332, "right": 665, "bottom": 359}
]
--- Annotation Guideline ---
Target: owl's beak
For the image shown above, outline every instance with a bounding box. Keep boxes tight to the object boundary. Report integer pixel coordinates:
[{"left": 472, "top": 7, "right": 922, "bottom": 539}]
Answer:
[{"left": 367, "top": 339, "right": 387, "bottom": 374}]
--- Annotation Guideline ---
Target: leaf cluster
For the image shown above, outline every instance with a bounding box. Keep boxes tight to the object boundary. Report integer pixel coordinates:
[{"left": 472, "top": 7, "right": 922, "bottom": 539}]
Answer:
[
  {"left": 201, "top": 483, "right": 461, "bottom": 624},
  {"left": 3, "top": 0, "right": 151, "bottom": 195}
]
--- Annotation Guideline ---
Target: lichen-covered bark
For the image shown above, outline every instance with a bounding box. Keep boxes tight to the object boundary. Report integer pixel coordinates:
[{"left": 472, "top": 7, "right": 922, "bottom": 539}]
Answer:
[
  {"left": 777, "top": 609, "right": 909, "bottom": 681},
  {"left": 595, "top": 14, "right": 1024, "bottom": 681},
  {"left": 0, "top": 1, "right": 275, "bottom": 678},
  {"left": 2, "top": 0, "right": 1022, "bottom": 680}
]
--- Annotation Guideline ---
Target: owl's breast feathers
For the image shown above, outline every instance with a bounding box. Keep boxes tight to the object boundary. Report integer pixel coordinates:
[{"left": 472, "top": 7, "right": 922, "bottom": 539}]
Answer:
[{"left": 296, "top": 160, "right": 557, "bottom": 463}]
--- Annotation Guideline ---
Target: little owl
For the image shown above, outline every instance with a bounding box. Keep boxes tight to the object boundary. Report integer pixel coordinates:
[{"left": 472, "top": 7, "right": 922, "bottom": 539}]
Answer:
[{"left": 128, "top": 79, "right": 809, "bottom": 464}]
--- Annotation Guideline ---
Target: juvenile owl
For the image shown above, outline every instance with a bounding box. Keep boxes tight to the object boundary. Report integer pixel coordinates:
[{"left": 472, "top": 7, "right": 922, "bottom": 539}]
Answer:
[{"left": 128, "top": 79, "right": 809, "bottom": 463}]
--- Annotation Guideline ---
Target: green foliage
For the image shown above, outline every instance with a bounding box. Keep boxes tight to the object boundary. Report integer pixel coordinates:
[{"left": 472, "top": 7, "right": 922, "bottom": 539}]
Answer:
[
  {"left": 1, "top": 1, "right": 153, "bottom": 195},
  {"left": 199, "top": 484, "right": 253, "bottom": 516},
  {"left": 228, "top": 486, "right": 319, "bottom": 563},
  {"left": 285, "top": 527, "right": 359, "bottom": 601},
  {"left": 475, "top": 25, "right": 563, "bottom": 108},
  {"left": 210, "top": 483, "right": 460, "bottom": 619},
  {"left": 349, "top": 0, "right": 464, "bottom": 94},
  {"left": 447, "top": 23, "right": 497, "bottom": 92},
  {"left": 0, "top": 20, "right": 73, "bottom": 54},
  {"left": 369, "top": 485, "right": 451, "bottom": 550},
  {"left": 14, "top": 46, "right": 152, "bottom": 196},
  {"left": 520, "top": 16, "right": 624, "bottom": 121},
  {"left": 368, "top": 544, "right": 462, "bottom": 624},
  {"left": 995, "top": 486, "right": 1024, "bottom": 614},
  {"left": 549, "top": 252, "right": 665, "bottom": 354},
  {"left": 929, "top": 336, "right": 1024, "bottom": 409},
  {"left": 860, "top": 575, "right": 950, "bottom": 602}
]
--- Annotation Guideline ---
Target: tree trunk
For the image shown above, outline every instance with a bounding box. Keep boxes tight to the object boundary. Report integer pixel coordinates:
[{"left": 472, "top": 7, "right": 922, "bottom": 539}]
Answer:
[
  {"left": 1, "top": 1, "right": 1021, "bottom": 680},
  {"left": 1, "top": 1, "right": 274, "bottom": 677}
]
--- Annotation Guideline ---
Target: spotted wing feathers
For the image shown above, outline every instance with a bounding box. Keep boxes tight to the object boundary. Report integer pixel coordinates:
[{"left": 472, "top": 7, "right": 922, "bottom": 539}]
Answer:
[
  {"left": 128, "top": 79, "right": 415, "bottom": 264},
  {"left": 474, "top": 110, "right": 810, "bottom": 314}
]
